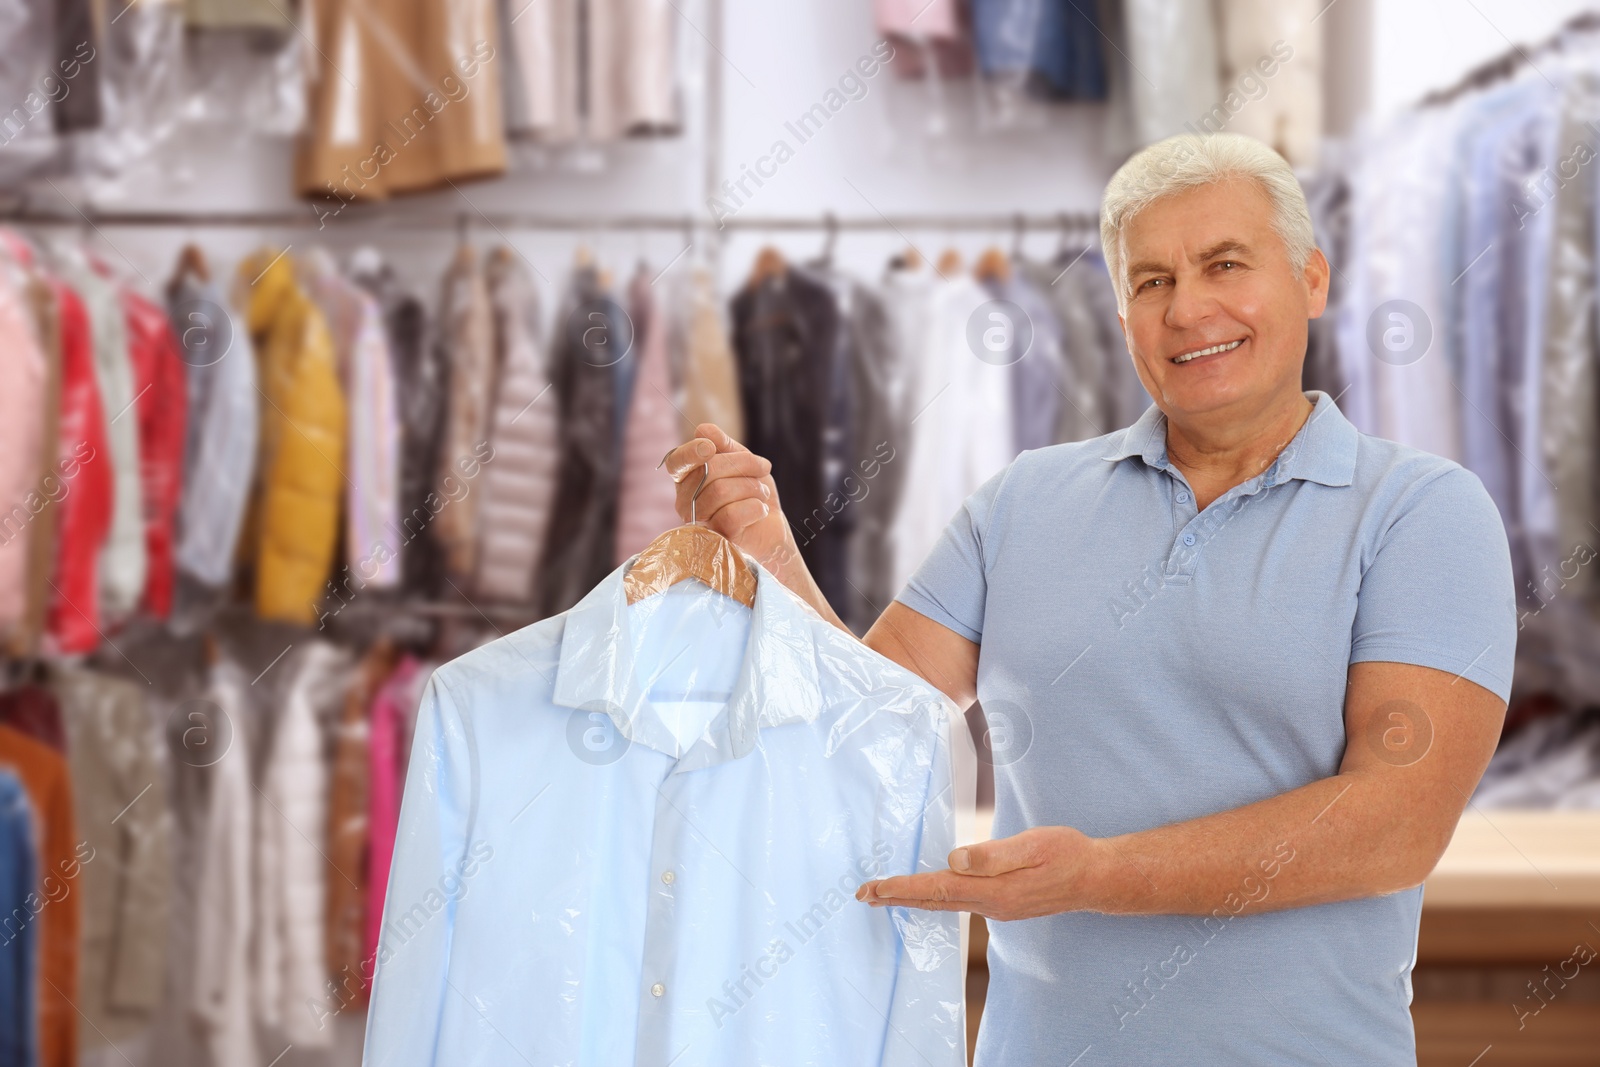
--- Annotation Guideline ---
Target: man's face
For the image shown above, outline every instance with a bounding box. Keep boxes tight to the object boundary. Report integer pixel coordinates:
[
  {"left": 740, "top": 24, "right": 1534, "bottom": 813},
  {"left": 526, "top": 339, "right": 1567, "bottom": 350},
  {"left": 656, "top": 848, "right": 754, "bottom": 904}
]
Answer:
[{"left": 1116, "top": 177, "right": 1328, "bottom": 419}]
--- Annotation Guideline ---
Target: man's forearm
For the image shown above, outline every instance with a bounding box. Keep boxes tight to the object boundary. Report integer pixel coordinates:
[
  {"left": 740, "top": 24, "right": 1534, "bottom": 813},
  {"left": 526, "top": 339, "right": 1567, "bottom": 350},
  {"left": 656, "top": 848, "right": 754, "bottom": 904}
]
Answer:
[
  {"left": 1083, "top": 768, "right": 1452, "bottom": 917},
  {"left": 754, "top": 526, "right": 853, "bottom": 634}
]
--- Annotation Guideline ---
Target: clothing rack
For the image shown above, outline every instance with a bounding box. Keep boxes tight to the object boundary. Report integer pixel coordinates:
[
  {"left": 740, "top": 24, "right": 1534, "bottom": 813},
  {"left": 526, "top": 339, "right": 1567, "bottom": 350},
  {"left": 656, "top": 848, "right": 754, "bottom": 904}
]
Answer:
[
  {"left": 0, "top": 208, "right": 1102, "bottom": 234},
  {"left": 1417, "top": 8, "right": 1600, "bottom": 107}
]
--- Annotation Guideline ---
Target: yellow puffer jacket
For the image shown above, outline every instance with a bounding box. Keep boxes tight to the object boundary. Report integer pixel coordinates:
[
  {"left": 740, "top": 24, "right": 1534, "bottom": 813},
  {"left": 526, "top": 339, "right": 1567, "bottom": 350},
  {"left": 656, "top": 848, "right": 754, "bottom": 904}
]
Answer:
[{"left": 239, "top": 250, "right": 346, "bottom": 625}]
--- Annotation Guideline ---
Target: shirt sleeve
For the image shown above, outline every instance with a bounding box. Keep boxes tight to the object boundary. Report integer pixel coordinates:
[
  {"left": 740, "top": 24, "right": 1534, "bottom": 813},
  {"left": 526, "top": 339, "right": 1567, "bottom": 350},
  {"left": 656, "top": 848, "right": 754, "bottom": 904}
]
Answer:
[
  {"left": 893, "top": 466, "right": 1008, "bottom": 644},
  {"left": 1349, "top": 466, "right": 1517, "bottom": 701},
  {"left": 883, "top": 701, "right": 965, "bottom": 1067},
  {"left": 361, "top": 673, "right": 473, "bottom": 1067}
]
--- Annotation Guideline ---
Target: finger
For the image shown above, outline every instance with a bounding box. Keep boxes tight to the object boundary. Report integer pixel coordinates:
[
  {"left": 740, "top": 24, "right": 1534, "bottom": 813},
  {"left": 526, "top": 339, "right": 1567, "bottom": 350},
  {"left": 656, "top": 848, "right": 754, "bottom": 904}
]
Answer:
[
  {"left": 950, "top": 834, "right": 1040, "bottom": 878},
  {"left": 857, "top": 871, "right": 974, "bottom": 904},
  {"left": 672, "top": 457, "right": 771, "bottom": 523},
  {"left": 692, "top": 476, "right": 770, "bottom": 520},
  {"left": 664, "top": 437, "right": 718, "bottom": 481},
  {"left": 694, "top": 422, "right": 749, "bottom": 455},
  {"left": 702, "top": 498, "right": 769, "bottom": 541},
  {"left": 864, "top": 896, "right": 966, "bottom": 913}
]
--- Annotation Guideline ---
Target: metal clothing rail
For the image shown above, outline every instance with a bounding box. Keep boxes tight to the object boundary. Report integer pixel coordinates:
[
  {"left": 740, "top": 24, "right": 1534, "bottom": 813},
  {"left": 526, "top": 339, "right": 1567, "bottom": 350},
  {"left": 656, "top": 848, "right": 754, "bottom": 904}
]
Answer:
[{"left": 0, "top": 208, "right": 1101, "bottom": 232}]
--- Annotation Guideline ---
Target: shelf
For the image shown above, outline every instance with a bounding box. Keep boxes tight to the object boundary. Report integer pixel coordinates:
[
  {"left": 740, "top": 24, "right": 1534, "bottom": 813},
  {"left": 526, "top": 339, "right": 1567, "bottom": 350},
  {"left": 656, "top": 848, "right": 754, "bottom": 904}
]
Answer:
[{"left": 1424, "top": 811, "right": 1600, "bottom": 909}]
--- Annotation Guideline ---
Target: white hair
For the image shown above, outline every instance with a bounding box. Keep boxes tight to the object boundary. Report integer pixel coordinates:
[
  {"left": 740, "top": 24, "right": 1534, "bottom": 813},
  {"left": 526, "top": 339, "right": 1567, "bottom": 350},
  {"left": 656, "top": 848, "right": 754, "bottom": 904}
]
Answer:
[{"left": 1099, "top": 133, "right": 1316, "bottom": 312}]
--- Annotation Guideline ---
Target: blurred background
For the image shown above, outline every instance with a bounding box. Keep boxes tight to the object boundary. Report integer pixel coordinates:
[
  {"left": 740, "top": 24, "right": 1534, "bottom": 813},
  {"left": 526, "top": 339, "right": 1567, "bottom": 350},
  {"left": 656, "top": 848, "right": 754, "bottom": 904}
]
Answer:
[{"left": 3, "top": 0, "right": 1600, "bottom": 1065}]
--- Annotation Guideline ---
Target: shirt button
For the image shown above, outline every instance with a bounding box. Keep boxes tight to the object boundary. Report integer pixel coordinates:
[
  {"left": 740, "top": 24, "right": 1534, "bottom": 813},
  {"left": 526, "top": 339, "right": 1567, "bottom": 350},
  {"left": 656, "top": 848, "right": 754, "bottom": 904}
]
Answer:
[
  {"left": 651, "top": 982, "right": 666, "bottom": 997},
  {"left": 661, "top": 870, "right": 675, "bottom": 885},
  {"left": 1182, "top": 533, "right": 1196, "bottom": 546},
  {"left": 1176, "top": 490, "right": 1190, "bottom": 503}
]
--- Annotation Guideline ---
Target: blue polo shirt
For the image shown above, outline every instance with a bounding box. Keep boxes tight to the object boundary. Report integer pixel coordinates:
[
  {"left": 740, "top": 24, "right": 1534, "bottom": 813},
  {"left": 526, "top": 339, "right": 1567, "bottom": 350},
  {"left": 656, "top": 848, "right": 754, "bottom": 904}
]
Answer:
[{"left": 896, "top": 389, "right": 1516, "bottom": 1066}]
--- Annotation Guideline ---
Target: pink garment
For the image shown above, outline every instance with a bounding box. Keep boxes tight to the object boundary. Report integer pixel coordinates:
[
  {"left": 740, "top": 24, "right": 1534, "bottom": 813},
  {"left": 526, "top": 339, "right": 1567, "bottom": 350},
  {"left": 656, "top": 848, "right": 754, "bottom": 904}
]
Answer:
[
  {"left": 364, "top": 655, "right": 419, "bottom": 963},
  {"left": 0, "top": 252, "right": 46, "bottom": 635},
  {"left": 874, "top": 0, "right": 960, "bottom": 36},
  {"left": 614, "top": 270, "right": 684, "bottom": 563}
]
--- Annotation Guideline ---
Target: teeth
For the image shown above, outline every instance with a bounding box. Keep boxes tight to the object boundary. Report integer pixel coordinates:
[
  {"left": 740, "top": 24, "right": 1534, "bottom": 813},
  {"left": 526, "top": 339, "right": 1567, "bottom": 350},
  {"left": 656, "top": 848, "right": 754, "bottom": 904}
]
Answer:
[{"left": 1173, "top": 339, "right": 1243, "bottom": 364}]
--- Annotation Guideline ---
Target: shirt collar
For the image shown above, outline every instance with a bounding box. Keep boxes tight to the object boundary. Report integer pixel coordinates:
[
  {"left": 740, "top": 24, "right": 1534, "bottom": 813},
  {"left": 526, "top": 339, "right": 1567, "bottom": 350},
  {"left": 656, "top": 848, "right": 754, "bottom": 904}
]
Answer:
[
  {"left": 550, "top": 554, "right": 822, "bottom": 770},
  {"left": 1100, "top": 389, "right": 1357, "bottom": 488}
]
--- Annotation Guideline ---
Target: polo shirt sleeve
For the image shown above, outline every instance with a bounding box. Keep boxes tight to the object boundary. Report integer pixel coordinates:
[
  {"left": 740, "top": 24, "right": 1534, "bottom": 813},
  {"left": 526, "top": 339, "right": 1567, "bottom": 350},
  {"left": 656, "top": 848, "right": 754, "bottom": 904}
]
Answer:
[
  {"left": 893, "top": 467, "right": 1008, "bottom": 644},
  {"left": 1349, "top": 466, "right": 1517, "bottom": 701}
]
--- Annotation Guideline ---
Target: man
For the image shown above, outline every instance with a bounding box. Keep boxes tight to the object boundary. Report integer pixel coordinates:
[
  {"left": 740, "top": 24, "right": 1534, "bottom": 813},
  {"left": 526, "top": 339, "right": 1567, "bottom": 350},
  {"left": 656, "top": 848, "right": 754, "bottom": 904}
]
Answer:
[{"left": 665, "top": 132, "right": 1515, "bottom": 1064}]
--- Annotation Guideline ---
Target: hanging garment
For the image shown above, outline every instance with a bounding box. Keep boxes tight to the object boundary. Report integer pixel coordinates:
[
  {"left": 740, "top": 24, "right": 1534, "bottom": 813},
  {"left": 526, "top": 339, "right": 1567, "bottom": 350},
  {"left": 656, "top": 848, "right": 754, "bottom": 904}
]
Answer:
[
  {"left": 613, "top": 266, "right": 683, "bottom": 564},
  {"left": 40, "top": 276, "right": 112, "bottom": 655},
  {"left": 970, "top": 0, "right": 1107, "bottom": 100},
  {"left": 888, "top": 273, "right": 1014, "bottom": 596},
  {"left": 170, "top": 273, "right": 259, "bottom": 589},
  {"left": 1337, "top": 108, "right": 1467, "bottom": 462},
  {"left": 729, "top": 269, "right": 848, "bottom": 606},
  {"left": 501, "top": 0, "right": 578, "bottom": 141},
  {"left": 1215, "top": 0, "right": 1322, "bottom": 168},
  {"left": 1020, "top": 256, "right": 1108, "bottom": 442},
  {"left": 0, "top": 723, "right": 79, "bottom": 1067},
  {"left": 238, "top": 248, "right": 348, "bottom": 626},
  {"left": 362, "top": 559, "right": 966, "bottom": 1066},
  {"left": 15, "top": 257, "right": 61, "bottom": 657},
  {"left": 669, "top": 264, "right": 745, "bottom": 442},
  {"left": 434, "top": 247, "right": 497, "bottom": 585},
  {"left": 0, "top": 0, "right": 69, "bottom": 187},
  {"left": 539, "top": 265, "right": 622, "bottom": 616},
  {"left": 326, "top": 641, "right": 398, "bottom": 1013},
  {"left": 301, "top": 249, "right": 401, "bottom": 589},
  {"left": 0, "top": 769, "right": 36, "bottom": 1067},
  {"left": 55, "top": 0, "right": 104, "bottom": 131},
  {"left": 189, "top": 659, "right": 256, "bottom": 1067},
  {"left": 351, "top": 254, "right": 450, "bottom": 597},
  {"left": 61, "top": 254, "right": 146, "bottom": 625},
  {"left": 503, "top": 0, "right": 677, "bottom": 142},
  {"left": 256, "top": 642, "right": 351, "bottom": 1049},
  {"left": 364, "top": 654, "right": 421, "bottom": 971},
  {"left": 473, "top": 250, "right": 559, "bottom": 600},
  {"left": 982, "top": 271, "right": 1065, "bottom": 454},
  {"left": 875, "top": 0, "right": 974, "bottom": 80},
  {"left": 1120, "top": 0, "right": 1222, "bottom": 144},
  {"left": 296, "top": 0, "right": 506, "bottom": 201},
  {"left": 1538, "top": 77, "right": 1600, "bottom": 610},
  {"left": 0, "top": 256, "right": 46, "bottom": 640},
  {"left": 122, "top": 286, "right": 189, "bottom": 619},
  {"left": 0, "top": 683, "right": 64, "bottom": 751},
  {"left": 54, "top": 666, "right": 171, "bottom": 1045},
  {"left": 840, "top": 271, "right": 911, "bottom": 632},
  {"left": 183, "top": 0, "right": 293, "bottom": 29}
]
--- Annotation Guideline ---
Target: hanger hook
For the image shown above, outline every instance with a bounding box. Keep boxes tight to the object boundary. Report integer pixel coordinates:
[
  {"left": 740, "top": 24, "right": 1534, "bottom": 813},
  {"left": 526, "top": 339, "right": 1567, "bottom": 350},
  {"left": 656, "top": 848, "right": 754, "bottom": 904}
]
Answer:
[
  {"left": 689, "top": 462, "right": 711, "bottom": 525},
  {"left": 657, "top": 450, "right": 713, "bottom": 525}
]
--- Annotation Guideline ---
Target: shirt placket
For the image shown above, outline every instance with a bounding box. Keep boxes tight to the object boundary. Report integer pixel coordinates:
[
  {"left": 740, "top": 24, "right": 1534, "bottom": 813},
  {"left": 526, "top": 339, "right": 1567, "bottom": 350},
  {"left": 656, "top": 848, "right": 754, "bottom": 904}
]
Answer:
[
  {"left": 1160, "top": 463, "right": 1283, "bottom": 581},
  {"left": 633, "top": 765, "right": 689, "bottom": 1066}
]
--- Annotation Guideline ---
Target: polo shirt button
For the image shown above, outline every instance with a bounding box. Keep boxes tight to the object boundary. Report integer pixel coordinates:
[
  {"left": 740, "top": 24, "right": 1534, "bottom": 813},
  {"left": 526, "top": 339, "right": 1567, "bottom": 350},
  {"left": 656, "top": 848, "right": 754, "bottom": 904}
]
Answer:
[
  {"left": 1182, "top": 533, "right": 1196, "bottom": 546},
  {"left": 651, "top": 982, "right": 666, "bottom": 997},
  {"left": 1176, "top": 490, "right": 1190, "bottom": 503},
  {"left": 661, "top": 870, "right": 675, "bottom": 885}
]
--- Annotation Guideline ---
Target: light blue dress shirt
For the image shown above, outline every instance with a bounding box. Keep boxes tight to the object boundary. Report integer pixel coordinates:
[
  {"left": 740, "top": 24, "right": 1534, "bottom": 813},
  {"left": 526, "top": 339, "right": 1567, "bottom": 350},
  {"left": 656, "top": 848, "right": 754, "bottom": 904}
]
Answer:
[
  {"left": 896, "top": 390, "right": 1516, "bottom": 1066},
  {"left": 362, "top": 558, "right": 965, "bottom": 1067}
]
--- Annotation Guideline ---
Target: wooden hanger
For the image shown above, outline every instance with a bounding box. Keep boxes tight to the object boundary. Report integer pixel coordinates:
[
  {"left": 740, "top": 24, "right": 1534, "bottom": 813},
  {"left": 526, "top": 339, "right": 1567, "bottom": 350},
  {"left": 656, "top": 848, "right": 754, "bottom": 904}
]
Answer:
[
  {"left": 748, "top": 245, "right": 787, "bottom": 287},
  {"left": 166, "top": 242, "right": 211, "bottom": 300},
  {"left": 974, "top": 246, "right": 1010, "bottom": 284},
  {"left": 936, "top": 247, "right": 964, "bottom": 276},
  {"left": 623, "top": 457, "right": 757, "bottom": 608},
  {"left": 890, "top": 245, "right": 922, "bottom": 271}
]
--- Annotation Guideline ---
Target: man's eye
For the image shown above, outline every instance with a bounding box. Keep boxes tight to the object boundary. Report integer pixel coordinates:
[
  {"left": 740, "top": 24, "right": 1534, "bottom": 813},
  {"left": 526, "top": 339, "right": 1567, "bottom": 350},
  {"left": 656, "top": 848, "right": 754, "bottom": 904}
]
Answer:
[{"left": 1216, "top": 261, "right": 1237, "bottom": 270}]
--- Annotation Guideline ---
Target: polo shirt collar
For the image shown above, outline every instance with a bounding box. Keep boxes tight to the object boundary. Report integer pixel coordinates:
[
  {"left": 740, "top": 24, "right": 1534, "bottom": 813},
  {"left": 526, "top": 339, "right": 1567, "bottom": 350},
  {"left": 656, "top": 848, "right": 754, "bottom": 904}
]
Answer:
[
  {"left": 550, "top": 553, "right": 822, "bottom": 769},
  {"left": 1100, "top": 389, "right": 1357, "bottom": 488}
]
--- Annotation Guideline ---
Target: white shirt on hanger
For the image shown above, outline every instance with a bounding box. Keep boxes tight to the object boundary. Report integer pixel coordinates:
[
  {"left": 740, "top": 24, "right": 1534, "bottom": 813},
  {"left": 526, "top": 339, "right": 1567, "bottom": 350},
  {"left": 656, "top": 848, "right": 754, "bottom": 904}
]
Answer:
[{"left": 362, "top": 556, "right": 967, "bottom": 1067}]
